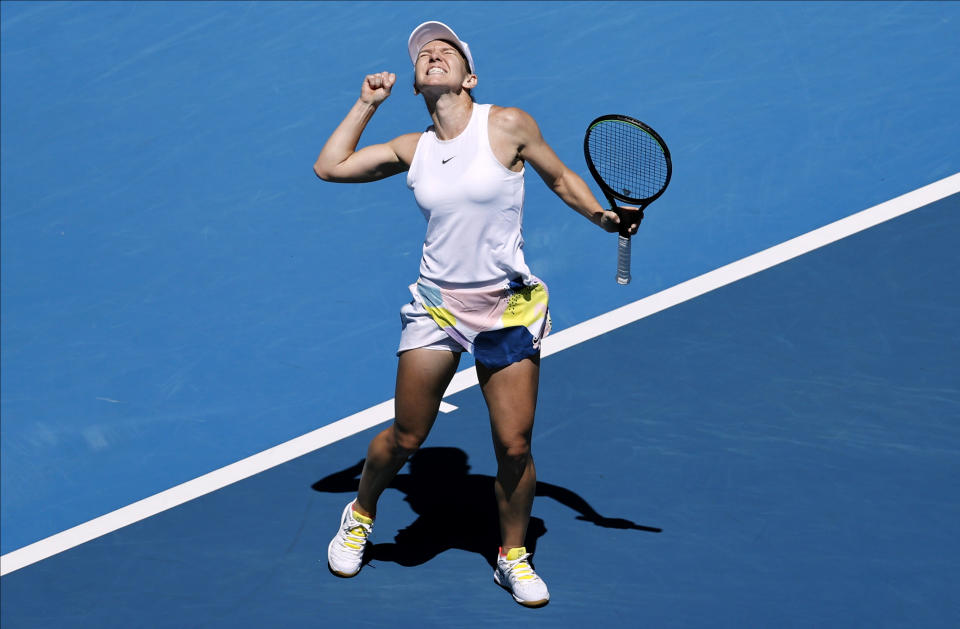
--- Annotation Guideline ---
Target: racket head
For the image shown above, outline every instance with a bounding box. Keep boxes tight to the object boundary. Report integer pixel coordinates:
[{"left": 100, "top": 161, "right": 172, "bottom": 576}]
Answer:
[{"left": 583, "top": 114, "right": 672, "bottom": 207}]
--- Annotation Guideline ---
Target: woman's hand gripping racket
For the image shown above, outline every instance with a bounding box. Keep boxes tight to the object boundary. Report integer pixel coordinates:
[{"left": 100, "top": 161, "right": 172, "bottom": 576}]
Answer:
[{"left": 584, "top": 114, "right": 672, "bottom": 285}]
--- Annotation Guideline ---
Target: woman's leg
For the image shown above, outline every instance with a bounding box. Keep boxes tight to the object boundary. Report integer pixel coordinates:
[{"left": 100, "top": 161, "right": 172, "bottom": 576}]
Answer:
[
  {"left": 354, "top": 348, "right": 461, "bottom": 517},
  {"left": 476, "top": 355, "right": 540, "bottom": 549}
]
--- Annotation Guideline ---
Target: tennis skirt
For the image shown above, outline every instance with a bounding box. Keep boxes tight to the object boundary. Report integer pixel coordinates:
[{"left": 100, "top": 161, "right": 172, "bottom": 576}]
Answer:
[{"left": 397, "top": 276, "right": 551, "bottom": 369}]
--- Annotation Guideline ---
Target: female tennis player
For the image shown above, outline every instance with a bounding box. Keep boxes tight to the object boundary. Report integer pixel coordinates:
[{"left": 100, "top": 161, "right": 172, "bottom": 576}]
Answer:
[{"left": 313, "top": 21, "right": 639, "bottom": 608}]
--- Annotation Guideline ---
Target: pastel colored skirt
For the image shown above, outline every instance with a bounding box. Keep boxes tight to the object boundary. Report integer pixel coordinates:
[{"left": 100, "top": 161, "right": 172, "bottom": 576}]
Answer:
[{"left": 398, "top": 276, "right": 551, "bottom": 369}]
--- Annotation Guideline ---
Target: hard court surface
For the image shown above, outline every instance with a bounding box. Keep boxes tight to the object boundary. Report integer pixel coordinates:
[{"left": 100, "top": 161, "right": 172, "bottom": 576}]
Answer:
[{"left": 2, "top": 2, "right": 958, "bottom": 627}]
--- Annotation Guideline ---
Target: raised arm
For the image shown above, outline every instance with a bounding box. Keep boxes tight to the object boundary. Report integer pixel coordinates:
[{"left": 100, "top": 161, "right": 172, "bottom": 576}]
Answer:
[
  {"left": 313, "top": 71, "right": 419, "bottom": 183},
  {"left": 490, "top": 106, "right": 641, "bottom": 235}
]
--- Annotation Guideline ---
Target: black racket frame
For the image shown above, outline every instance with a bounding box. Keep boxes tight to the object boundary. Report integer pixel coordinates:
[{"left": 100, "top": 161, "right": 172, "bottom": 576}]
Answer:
[{"left": 583, "top": 113, "right": 673, "bottom": 210}]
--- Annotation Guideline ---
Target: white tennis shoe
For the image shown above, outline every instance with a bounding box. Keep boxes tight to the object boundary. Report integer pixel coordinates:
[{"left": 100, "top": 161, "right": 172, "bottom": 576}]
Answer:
[
  {"left": 493, "top": 547, "right": 550, "bottom": 607},
  {"left": 327, "top": 500, "right": 373, "bottom": 577}
]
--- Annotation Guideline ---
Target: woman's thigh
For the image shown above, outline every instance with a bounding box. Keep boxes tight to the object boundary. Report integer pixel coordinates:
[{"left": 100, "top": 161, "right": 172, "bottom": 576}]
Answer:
[
  {"left": 476, "top": 355, "right": 540, "bottom": 451},
  {"left": 393, "top": 348, "right": 462, "bottom": 444}
]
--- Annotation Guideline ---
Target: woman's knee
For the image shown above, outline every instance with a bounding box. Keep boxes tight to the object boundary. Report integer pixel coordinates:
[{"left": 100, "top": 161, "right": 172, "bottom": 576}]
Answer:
[
  {"left": 390, "top": 423, "right": 428, "bottom": 455},
  {"left": 495, "top": 436, "right": 531, "bottom": 464}
]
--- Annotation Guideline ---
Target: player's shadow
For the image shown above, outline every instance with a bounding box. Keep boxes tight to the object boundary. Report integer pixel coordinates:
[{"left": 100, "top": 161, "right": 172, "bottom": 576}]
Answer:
[{"left": 312, "top": 446, "right": 661, "bottom": 570}]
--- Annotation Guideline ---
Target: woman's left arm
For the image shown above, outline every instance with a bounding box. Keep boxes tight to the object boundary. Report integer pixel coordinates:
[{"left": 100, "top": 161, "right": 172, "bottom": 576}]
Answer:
[{"left": 493, "top": 107, "right": 640, "bottom": 235}]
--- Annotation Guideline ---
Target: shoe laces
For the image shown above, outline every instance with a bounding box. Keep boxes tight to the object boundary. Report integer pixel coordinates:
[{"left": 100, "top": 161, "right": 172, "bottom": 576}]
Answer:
[
  {"left": 340, "top": 520, "right": 371, "bottom": 552},
  {"left": 503, "top": 553, "right": 540, "bottom": 582}
]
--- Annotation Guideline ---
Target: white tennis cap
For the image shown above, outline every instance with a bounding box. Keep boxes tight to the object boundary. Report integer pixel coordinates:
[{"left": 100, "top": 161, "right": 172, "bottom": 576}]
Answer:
[{"left": 408, "top": 21, "right": 475, "bottom": 74}]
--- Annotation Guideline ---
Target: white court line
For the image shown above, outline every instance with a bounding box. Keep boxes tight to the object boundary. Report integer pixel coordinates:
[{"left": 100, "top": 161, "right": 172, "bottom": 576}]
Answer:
[{"left": 2, "top": 173, "right": 957, "bottom": 576}]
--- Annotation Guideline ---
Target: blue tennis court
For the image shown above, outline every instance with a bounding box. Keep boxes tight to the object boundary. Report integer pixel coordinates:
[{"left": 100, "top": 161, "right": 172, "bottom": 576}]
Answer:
[{"left": 2, "top": 2, "right": 959, "bottom": 627}]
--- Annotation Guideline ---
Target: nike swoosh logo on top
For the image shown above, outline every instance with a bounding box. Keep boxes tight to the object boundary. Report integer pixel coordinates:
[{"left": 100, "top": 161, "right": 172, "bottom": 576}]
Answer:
[{"left": 442, "top": 156, "right": 455, "bottom": 164}]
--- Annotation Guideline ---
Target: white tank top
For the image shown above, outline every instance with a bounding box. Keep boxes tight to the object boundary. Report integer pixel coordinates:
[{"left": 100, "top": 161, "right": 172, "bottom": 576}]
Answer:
[{"left": 406, "top": 103, "right": 532, "bottom": 287}]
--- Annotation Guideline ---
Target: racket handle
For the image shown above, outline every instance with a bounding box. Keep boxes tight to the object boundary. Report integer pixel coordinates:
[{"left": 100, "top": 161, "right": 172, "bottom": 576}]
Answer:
[{"left": 616, "top": 234, "right": 631, "bottom": 285}]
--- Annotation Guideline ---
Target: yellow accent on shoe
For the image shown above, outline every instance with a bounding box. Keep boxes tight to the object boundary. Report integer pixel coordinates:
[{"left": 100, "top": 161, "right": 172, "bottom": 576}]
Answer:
[
  {"left": 351, "top": 507, "right": 373, "bottom": 526},
  {"left": 328, "top": 500, "right": 374, "bottom": 578},
  {"left": 494, "top": 547, "right": 550, "bottom": 607},
  {"left": 504, "top": 547, "right": 527, "bottom": 561}
]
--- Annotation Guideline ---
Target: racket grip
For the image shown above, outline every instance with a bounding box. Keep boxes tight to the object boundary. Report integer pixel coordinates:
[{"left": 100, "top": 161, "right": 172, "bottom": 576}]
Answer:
[{"left": 616, "top": 234, "right": 631, "bottom": 285}]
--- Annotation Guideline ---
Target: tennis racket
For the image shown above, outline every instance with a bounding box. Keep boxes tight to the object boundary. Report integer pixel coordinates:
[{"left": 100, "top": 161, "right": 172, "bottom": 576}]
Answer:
[{"left": 583, "top": 114, "right": 672, "bottom": 285}]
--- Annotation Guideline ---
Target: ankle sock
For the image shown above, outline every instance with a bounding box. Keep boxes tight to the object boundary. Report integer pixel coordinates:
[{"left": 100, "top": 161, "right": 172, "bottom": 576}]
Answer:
[
  {"left": 500, "top": 546, "right": 527, "bottom": 561},
  {"left": 351, "top": 502, "right": 373, "bottom": 525}
]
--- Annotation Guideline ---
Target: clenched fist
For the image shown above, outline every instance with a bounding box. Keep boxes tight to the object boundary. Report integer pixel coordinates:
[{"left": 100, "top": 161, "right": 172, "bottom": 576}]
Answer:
[{"left": 360, "top": 71, "right": 396, "bottom": 106}]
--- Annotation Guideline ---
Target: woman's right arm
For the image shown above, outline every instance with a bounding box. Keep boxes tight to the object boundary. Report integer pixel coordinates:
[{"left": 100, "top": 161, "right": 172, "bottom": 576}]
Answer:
[{"left": 313, "top": 71, "right": 419, "bottom": 183}]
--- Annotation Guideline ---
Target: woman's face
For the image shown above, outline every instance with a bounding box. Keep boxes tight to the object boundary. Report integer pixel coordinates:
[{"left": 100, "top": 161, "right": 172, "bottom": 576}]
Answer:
[{"left": 413, "top": 39, "right": 474, "bottom": 95}]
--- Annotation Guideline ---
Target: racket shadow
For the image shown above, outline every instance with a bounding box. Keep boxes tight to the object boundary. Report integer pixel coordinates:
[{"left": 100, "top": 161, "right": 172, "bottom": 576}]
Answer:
[{"left": 312, "top": 447, "right": 661, "bottom": 571}]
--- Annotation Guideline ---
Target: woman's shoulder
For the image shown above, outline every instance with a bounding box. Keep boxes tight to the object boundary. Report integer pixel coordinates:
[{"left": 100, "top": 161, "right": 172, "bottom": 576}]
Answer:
[
  {"left": 391, "top": 132, "right": 425, "bottom": 166},
  {"left": 487, "top": 105, "right": 540, "bottom": 144},
  {"left": 394, "top": 131, "right": 424, "bottom": 145},
  {"left": 488, "top": 105, "right": 537, "bottom": 131}
]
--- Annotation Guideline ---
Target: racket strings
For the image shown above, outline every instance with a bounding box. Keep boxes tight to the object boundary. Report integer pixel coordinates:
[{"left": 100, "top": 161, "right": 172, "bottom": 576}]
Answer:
[{"left": 587, "top": 121, "right": 668, "bottom": 201}]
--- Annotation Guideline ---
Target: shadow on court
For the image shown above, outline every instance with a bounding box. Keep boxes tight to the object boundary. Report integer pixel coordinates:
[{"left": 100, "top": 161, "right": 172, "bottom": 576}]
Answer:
[{"left": 312, "top": 447, "right": 660, "bottom": 570}]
